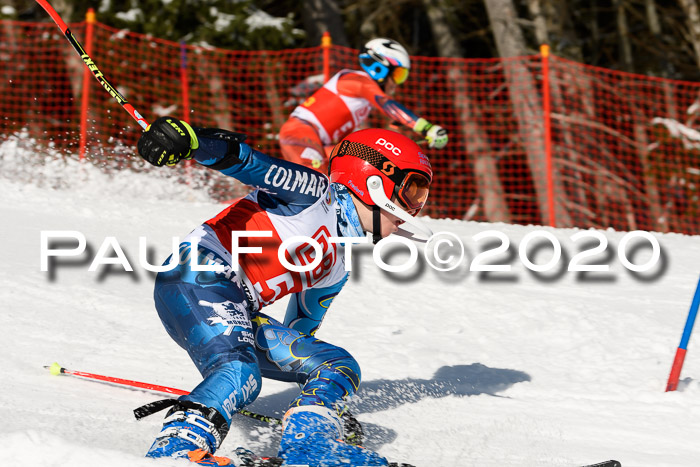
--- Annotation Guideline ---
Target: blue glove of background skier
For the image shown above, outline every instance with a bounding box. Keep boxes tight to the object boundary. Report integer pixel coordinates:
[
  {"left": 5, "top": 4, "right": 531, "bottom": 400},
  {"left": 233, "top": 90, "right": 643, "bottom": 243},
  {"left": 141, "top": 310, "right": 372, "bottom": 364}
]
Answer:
[{"left": 138, "top": 116, "right": 198, "bottom": 166}]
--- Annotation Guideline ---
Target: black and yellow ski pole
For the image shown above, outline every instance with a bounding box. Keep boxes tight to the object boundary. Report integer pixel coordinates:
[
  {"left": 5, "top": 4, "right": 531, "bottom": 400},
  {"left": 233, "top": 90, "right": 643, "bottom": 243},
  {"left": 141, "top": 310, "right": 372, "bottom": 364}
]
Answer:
[{"left": 35, "top": 0, "right": 149, "bottom": 130}]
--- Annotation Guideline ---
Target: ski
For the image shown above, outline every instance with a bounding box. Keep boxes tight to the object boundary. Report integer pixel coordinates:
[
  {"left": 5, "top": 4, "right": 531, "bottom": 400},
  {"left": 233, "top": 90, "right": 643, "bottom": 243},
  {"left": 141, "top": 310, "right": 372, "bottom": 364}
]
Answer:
[
  {"left": 233, "top": 447, "right": 619, "bottom": 467},
  {"left": 234, "top": 458, "right": 617, "bottom": 467},
  {"left": 581, "top": 462, "right": 621, "bottom": 467},
  {"left": 233, "top": 448, "right": 414, "bottom": 467},
  {"left": 236, "top": 461, "right": 412, "bottom": 467}
]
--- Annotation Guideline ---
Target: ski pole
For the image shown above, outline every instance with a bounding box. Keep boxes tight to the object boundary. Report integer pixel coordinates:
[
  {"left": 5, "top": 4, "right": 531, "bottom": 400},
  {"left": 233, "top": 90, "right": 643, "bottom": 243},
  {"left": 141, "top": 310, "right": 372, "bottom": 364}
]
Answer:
[
  {"left": 45, "top": 362, "right": 282, "bottom": 425},
  {"left": 666, "top": 275, "right": 700, "bottom": 391},
  {"left": 35, "top": 0, "right": 149, "bottom": 130}
]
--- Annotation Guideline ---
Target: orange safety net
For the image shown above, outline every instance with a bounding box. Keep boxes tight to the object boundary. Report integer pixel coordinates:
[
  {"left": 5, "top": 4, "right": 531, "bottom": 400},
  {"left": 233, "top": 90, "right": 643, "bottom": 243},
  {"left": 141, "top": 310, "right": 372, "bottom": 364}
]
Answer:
[{"left": 1, "top": 18, "right": 698, "bottom": 235}]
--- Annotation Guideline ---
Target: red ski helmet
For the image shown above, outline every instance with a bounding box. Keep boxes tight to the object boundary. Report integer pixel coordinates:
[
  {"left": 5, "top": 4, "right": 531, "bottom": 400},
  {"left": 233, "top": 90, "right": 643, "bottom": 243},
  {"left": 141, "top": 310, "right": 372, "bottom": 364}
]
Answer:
[{"left": 329, "top": 128, "right": 432, "bottom": 217}]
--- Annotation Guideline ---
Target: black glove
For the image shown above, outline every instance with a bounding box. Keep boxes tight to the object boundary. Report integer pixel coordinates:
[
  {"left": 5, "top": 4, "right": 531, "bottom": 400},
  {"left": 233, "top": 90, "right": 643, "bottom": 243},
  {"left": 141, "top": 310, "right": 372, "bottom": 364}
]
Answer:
[{"left": 137, "top": 116, "right": 196, "bottom": 167}]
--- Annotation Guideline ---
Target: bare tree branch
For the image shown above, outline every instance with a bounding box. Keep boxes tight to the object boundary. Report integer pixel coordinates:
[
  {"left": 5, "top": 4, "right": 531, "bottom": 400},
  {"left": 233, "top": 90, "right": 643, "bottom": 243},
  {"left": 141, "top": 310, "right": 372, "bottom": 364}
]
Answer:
[{"left": 677, "top": 0, "right": 700, "bottom": 67}]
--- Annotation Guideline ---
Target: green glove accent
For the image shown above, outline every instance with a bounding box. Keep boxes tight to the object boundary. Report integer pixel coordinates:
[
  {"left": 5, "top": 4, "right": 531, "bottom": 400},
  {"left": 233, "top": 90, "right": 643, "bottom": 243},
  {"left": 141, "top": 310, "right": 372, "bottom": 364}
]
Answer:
[
  {"left": 181, "top": 120, "right": 199, "bottom": 151},
  {"left": 413, "top": 117, "right": 431, "bottom": 134},
  {"left": 425, "top": 124, "right": 448, "bottom": 149}
]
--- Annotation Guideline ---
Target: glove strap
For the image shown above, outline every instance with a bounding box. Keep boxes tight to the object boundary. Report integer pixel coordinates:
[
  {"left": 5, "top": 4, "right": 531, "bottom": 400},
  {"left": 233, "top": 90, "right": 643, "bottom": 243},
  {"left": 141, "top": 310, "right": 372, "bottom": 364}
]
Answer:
[
  {"left": 134, "top": 398, "right": 178, "bottom": 420},
  {"left": 194, "top": 127, "right": 248, "bottom": 143},
  {"left": 180, "top": 121, "right": 199, "bottom": 150}
]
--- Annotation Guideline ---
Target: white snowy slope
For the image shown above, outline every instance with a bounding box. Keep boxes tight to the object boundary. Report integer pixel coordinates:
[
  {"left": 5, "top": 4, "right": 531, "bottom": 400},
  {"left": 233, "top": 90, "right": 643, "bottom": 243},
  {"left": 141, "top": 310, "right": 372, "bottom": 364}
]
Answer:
[{"left": 1, "top": 139, "right": 699, "bottom": 467}]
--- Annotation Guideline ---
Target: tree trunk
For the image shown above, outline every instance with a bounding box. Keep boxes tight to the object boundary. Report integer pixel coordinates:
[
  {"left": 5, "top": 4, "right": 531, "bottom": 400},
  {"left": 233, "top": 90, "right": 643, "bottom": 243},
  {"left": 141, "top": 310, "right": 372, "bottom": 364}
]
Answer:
[
  {"left": 301, "top": 0, "right": 349, "bottom": 47},
  {"left": 527, "top": 0, "right": 549, "bottom": 46},
  {"left": 50, "top": 0, "right": 76, "bottom": 21},
  {"left": 483, "top": 0, "right": 572, "bottom": 226},
  {"left": 615, "top": 0, "right": 634, "bottom": 72},
  {"left": 546, "top": 1, "right": 584, "bottom": 62},
  {"left": 61, "top": 40, "right": 85, "bottom": 107},
  {"left": 634, "top": 121, "right": 668, "bottom": 232},
  {"left": 483, "top": 0, "right": 528, "bottom": 57},
  {"left": 645, "top": 0, "right": 662, "bottom": 35},
  {"left": 678, "top": 0, "right": 700, "bottom": 68},
  {"left": 421, "top": 0, "right": 463, "bottom": 57},
  {"left": 262, "top": 52, "right": 287, "bottom": 155},
  {"left": 452, "top": 65, "right": 512, "bottom": 223},
  {"left": 590, "top": 0, "right": 600, "bottom": 46},
  {"left": 423, "top": 0, "right": 509, "bottom": 221},
  {"left": 200, "top": 58, "right": 233, "bottom": 130}
]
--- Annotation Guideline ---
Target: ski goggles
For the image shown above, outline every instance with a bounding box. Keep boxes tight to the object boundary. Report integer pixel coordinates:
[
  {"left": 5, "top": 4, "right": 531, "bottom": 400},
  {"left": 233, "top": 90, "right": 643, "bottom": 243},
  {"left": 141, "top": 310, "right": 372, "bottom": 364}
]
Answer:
[
  {"left": 396, "top": 171, "right": 430, "bottom": 214},
  {"left": 332, "top": 140, "right": 431, "bottom": 216},
  {"left": 391, "top": 67, "right": 409, "bottom": 85}
]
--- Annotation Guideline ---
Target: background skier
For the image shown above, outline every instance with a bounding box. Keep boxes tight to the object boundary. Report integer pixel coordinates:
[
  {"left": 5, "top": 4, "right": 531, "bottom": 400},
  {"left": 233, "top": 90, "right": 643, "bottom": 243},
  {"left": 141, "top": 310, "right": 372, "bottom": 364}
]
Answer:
[{"left": 278, "top": 38, "right": 448, "bottom": 173}]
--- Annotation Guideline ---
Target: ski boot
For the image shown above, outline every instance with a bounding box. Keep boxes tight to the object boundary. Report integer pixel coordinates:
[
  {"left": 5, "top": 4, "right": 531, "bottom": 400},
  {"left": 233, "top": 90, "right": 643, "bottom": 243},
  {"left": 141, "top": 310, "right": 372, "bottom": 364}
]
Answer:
[
  {"left": 278, "top": 406, "right": 387, "bottom": 467},
  {"left": 340, "top": 410, "right": 364, "bottom": 447},
  {"left": 145, "top": 400, "right": 233, "bottom": 465}
]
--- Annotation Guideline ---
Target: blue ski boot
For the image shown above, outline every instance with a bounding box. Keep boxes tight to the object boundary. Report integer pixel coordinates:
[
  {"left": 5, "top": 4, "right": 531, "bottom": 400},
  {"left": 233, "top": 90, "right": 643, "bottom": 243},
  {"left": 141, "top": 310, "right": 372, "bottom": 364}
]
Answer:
[
  {"left": 278, "top": 406, "right": 387, "bottom": 467},
  {"left": 145, "top": 401, "right": 233, "bottom": 466}
]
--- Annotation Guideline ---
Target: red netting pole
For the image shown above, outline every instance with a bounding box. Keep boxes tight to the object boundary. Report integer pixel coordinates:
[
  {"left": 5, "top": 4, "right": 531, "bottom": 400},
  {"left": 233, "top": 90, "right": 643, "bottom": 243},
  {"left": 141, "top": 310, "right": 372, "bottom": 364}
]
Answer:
[
  {"left": 180, "top": 40, "right": 190, "bottom": 120},
  {"left": 322, "top": 31, "right": 331, "bottom": 82},
  {"left": 79, "top": 8, "right": 95, "bottom": 161},
  {"left": 540, "top": 44, "right": 555, "bottom": 227}
]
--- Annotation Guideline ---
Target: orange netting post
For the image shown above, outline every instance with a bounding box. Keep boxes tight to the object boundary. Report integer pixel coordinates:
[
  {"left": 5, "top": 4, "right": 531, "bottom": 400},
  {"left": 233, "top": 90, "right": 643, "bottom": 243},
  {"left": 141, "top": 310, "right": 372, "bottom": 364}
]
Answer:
[
  {"left": 541, "top": 44, "right": 555, "bottom": 227},
  {"left": 180, "top": 40, "right": 190, "bottom": 120},
  {"left": 79, "top": 8, "right": 96, "bottom": 161},
  {"left": 3, "top": 18, "right": 699, "bottom": 234},
  {"left": 180, "top": 40, "right": 194, "bottom": 174},
  {"left": 322, "top": 31, "right": 331, "bottom": 82}
]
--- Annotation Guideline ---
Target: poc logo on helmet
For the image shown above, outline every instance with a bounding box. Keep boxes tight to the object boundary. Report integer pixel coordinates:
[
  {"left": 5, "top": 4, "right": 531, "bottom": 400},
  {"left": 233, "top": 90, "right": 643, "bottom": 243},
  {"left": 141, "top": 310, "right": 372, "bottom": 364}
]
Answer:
[{"left": 375, "top": 138, "right": 402, "bottom": 156}]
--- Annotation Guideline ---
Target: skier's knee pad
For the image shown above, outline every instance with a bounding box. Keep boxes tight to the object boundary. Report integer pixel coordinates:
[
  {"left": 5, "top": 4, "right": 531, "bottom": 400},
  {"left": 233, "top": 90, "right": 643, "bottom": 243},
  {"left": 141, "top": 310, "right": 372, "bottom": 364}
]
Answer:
[
  {"left": 326, "top": 350, "right": 362, "bottom": 394},
  {"left": 184, "top": 358, "right": 262, "bottom": 425},
  {"left": 298, "top": 347, "right": 362, "bottom": 406}
]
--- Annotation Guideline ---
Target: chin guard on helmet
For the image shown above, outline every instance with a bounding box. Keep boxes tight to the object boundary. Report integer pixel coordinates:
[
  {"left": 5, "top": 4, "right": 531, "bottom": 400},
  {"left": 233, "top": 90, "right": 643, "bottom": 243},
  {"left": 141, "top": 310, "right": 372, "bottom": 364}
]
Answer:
[{"left": 366, "top": 175, "right": 433, "bottom": 240}]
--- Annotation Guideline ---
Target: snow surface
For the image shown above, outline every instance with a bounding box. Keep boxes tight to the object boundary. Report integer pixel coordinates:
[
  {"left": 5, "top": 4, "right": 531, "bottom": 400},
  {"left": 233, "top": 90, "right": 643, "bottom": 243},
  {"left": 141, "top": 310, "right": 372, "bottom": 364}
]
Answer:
[{"left": 1, "top": 140, "right": 699, "bottom": 467}]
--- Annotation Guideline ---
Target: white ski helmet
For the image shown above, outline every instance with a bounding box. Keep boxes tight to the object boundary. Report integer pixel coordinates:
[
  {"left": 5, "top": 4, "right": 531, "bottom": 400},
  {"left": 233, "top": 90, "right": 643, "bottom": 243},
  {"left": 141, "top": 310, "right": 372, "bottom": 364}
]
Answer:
[{"left": 359, "top": 38, "right": 411, "bottom": 85}]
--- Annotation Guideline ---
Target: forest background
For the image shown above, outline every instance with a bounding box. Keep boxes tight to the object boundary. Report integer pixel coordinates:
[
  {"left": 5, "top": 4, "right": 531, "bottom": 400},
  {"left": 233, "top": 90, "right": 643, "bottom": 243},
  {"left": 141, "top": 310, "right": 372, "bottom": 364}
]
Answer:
[
  {"left": 4, "top": 0, "right": 700, "bottom": 82},
  {"left": 3, "top": 0, "right": 700, "bottom": 235}
]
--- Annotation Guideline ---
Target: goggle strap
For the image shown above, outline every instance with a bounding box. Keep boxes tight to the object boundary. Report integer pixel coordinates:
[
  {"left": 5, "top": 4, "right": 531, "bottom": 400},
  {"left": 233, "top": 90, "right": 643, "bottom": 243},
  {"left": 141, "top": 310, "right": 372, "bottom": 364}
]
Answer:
[
  {"left": 366, "top": 176, "right": 433, "bottom": 239},
  {"left": 332, "top": 140, "right": 431, "bottom": 190},
  {"left": 331, "top": 141, "right": 404, "bottom": 185}
]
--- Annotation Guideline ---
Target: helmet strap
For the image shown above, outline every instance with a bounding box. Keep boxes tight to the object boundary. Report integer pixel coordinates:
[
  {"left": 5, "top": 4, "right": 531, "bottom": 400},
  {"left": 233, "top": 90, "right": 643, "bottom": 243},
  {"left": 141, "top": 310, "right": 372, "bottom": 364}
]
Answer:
[{"left": 372, "top": 205, "right": 382, "bottom": 244}]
